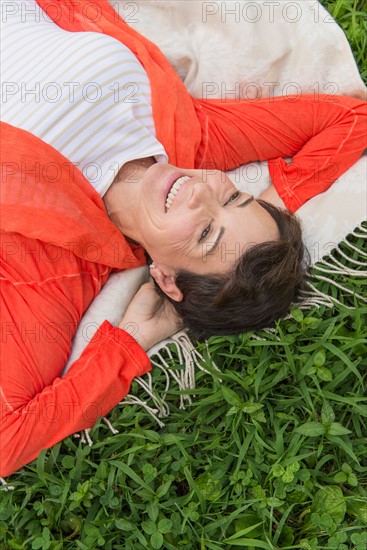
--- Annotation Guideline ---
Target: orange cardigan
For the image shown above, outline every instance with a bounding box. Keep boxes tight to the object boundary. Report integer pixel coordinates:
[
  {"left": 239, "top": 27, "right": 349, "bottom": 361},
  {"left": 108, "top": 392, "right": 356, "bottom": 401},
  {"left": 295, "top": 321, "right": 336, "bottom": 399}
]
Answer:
[{"left": 0, "top": 0, "right": 366, "bottom": 477}]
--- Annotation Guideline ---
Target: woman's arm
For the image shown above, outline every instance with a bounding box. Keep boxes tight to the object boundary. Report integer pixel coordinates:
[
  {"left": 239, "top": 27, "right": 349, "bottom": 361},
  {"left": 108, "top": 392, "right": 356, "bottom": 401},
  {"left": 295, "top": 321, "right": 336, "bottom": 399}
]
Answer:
[
  {"left": 194, "top": 94, "right": 367, "bottom": 212},
  {"left": 0, "top": 283, "right": 180, "bottom": 478},
  {"left": 257, "top": 184, "right": 287, "bottom": 210},
  {"left": 0, "top": 322, "right": 151, "bottom": 477},
  {"left": 266, "top": 95, "right": 367, "bottom": 213}
]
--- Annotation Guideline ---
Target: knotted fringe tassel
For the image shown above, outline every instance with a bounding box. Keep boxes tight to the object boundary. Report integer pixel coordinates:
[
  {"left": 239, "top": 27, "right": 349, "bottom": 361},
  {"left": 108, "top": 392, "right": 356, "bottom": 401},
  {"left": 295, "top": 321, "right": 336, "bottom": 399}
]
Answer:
[
  {"left": 120, "top": 330, "right": 220, "bottom": 425},
  {"left": 77, "top": 222, "right": 366, "bottom": 444},
  {"left": 0, "top": 477, "right": 14, "bottom": 491},
  {"left": 297, "top": 222, "right": 367, "bottom": 311}
]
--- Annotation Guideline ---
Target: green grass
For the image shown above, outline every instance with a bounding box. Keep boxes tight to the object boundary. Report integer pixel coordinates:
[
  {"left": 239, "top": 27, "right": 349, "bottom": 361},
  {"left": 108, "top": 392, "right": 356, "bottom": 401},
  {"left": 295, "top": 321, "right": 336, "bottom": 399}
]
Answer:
[
  {"left": 1, "top": 1, "right": 366, "bottom": 549},
  {"left": 321, "top": 0, "right": 367, "bottom": 84}
]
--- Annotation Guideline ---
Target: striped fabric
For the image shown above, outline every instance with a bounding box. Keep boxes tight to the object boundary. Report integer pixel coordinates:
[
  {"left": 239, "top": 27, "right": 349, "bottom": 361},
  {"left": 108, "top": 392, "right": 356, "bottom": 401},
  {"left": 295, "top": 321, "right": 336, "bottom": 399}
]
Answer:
[{"left": 1, "top": 0, "right": 168, "bottom": 196}]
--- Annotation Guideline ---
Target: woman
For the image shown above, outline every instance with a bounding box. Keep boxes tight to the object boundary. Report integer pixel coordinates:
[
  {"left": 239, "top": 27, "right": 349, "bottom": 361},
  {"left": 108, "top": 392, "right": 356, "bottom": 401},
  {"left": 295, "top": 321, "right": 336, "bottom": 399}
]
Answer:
[{"left": 1, "top": 0, "right": 366, "bottom": 477}]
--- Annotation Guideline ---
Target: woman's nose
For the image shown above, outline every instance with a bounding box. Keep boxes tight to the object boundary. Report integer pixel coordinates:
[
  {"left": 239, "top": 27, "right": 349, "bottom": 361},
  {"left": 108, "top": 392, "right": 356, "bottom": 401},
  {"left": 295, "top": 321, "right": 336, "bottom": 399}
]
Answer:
[{"left": 187, "top": 182, "right": 213, "bottom": 209}]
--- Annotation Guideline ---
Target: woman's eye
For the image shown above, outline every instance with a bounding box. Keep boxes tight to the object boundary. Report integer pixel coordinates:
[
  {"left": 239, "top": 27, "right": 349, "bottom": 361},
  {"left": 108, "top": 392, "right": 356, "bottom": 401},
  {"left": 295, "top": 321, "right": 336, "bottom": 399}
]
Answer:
[
  {"left": 225, "top": 191, "right": 240, "bottom": 205},
  {"left": 200, "top": 224, "right": 211, "bottom": 242}
]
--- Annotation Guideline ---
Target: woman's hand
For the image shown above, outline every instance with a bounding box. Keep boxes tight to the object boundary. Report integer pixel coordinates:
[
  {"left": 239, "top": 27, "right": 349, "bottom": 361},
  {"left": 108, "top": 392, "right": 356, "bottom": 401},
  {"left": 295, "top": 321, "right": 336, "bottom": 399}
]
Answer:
[{"left": 118, "top": 281, "right": 183, "bottom": 351}]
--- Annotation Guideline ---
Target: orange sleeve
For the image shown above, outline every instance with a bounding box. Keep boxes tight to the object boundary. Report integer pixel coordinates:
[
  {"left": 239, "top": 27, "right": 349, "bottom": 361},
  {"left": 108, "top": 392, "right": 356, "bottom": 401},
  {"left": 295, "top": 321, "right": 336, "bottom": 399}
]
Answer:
[
  {"left": 266, "top": 96, "right": 367, "bottom": 212},
  {"left": 193, "top": 94, "right": 367, "bottom": 212},
  {"left": 0, "top": 321, "right": 151, "bottom": 477}
]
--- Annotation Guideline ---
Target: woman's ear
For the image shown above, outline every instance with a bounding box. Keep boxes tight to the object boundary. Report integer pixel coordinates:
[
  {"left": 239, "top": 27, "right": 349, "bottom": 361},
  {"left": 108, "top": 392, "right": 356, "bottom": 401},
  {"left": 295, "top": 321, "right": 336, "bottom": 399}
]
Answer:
[{"left": 149, "top": 266, "right": 184, "bottom": 302}]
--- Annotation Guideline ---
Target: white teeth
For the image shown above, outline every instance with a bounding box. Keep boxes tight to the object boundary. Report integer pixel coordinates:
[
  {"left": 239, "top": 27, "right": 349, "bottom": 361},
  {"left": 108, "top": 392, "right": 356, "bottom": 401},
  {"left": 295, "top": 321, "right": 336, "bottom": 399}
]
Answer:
[{"left": 165, "top": 176, "right": 190, "bottom": 211}]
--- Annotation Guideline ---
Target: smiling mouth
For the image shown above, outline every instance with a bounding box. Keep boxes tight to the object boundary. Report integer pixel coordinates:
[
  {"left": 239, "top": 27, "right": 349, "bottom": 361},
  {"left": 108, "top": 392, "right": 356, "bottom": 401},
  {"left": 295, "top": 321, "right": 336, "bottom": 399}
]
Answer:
[{"left": 165, "top": 175, "right": 191, "bottom": 211}]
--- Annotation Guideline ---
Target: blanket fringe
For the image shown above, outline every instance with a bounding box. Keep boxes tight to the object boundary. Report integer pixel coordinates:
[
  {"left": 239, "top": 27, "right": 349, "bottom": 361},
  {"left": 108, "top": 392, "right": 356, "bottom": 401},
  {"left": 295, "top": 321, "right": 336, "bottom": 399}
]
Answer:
[
  {"left": 72, "top": 222, "right": 366, "bottom": 447},
  {"left": 0, "top": 476, "right": 14, "bottom": 491},
  {"left": 296, "top": 222, "right": 367, "bottom": 311},
  {"left": 119, "top": 395, "right": 166, "bottom": 428},
  {"left": 73, "top": 428, "right": 93, "bottom": 446},
  {"left": 121, "top": 330, "right": 220, "bottom": 426}
]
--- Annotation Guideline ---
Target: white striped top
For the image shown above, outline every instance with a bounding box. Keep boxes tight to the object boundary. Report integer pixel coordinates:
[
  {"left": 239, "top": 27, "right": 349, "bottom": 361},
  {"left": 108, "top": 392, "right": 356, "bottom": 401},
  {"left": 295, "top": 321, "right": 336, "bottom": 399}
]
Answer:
[{"left": 0, "top": 0, "right": 168, "bottom": 196}]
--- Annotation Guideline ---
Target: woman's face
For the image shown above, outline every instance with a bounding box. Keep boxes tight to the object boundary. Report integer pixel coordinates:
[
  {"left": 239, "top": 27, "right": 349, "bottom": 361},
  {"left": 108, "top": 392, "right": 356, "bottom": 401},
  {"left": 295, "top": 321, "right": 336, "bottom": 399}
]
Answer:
[{"left": 132, "top": 163, "right": 280, "bottom": 295}]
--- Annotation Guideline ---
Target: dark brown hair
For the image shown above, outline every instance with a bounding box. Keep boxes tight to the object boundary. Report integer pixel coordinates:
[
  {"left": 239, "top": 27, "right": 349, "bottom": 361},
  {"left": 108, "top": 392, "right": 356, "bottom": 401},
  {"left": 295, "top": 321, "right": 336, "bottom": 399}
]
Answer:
[{"left": 150, "top": 200, "right": 310, "bottom": 340}]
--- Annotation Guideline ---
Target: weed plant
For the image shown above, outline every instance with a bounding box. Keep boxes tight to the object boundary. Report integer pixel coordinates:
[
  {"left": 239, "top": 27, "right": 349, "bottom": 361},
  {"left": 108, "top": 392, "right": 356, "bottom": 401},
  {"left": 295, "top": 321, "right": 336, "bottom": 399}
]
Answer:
[{"left": 0, "top": 1, "right": 366, "bottom": 549}]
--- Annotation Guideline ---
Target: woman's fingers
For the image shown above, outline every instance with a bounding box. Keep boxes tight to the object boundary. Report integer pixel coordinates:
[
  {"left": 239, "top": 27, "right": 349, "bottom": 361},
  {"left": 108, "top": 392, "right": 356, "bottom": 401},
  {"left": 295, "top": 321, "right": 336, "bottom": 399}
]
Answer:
[{"left": 118, "top": 282, "right": 183, "bottom": 350}]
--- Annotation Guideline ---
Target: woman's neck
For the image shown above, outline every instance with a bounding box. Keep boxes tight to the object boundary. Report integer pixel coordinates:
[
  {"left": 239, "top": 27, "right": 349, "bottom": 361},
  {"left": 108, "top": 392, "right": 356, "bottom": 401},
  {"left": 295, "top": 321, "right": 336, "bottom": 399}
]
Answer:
[{"left": 103, "top": 156, "right": 157, "bottom": 242}]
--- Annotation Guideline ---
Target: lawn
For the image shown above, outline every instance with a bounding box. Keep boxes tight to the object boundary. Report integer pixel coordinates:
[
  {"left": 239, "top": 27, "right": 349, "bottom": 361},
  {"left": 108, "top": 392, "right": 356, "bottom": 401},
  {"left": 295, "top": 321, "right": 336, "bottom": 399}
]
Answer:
[{"left": 1, "top": 1, "right": 366, "bottom": 549}]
